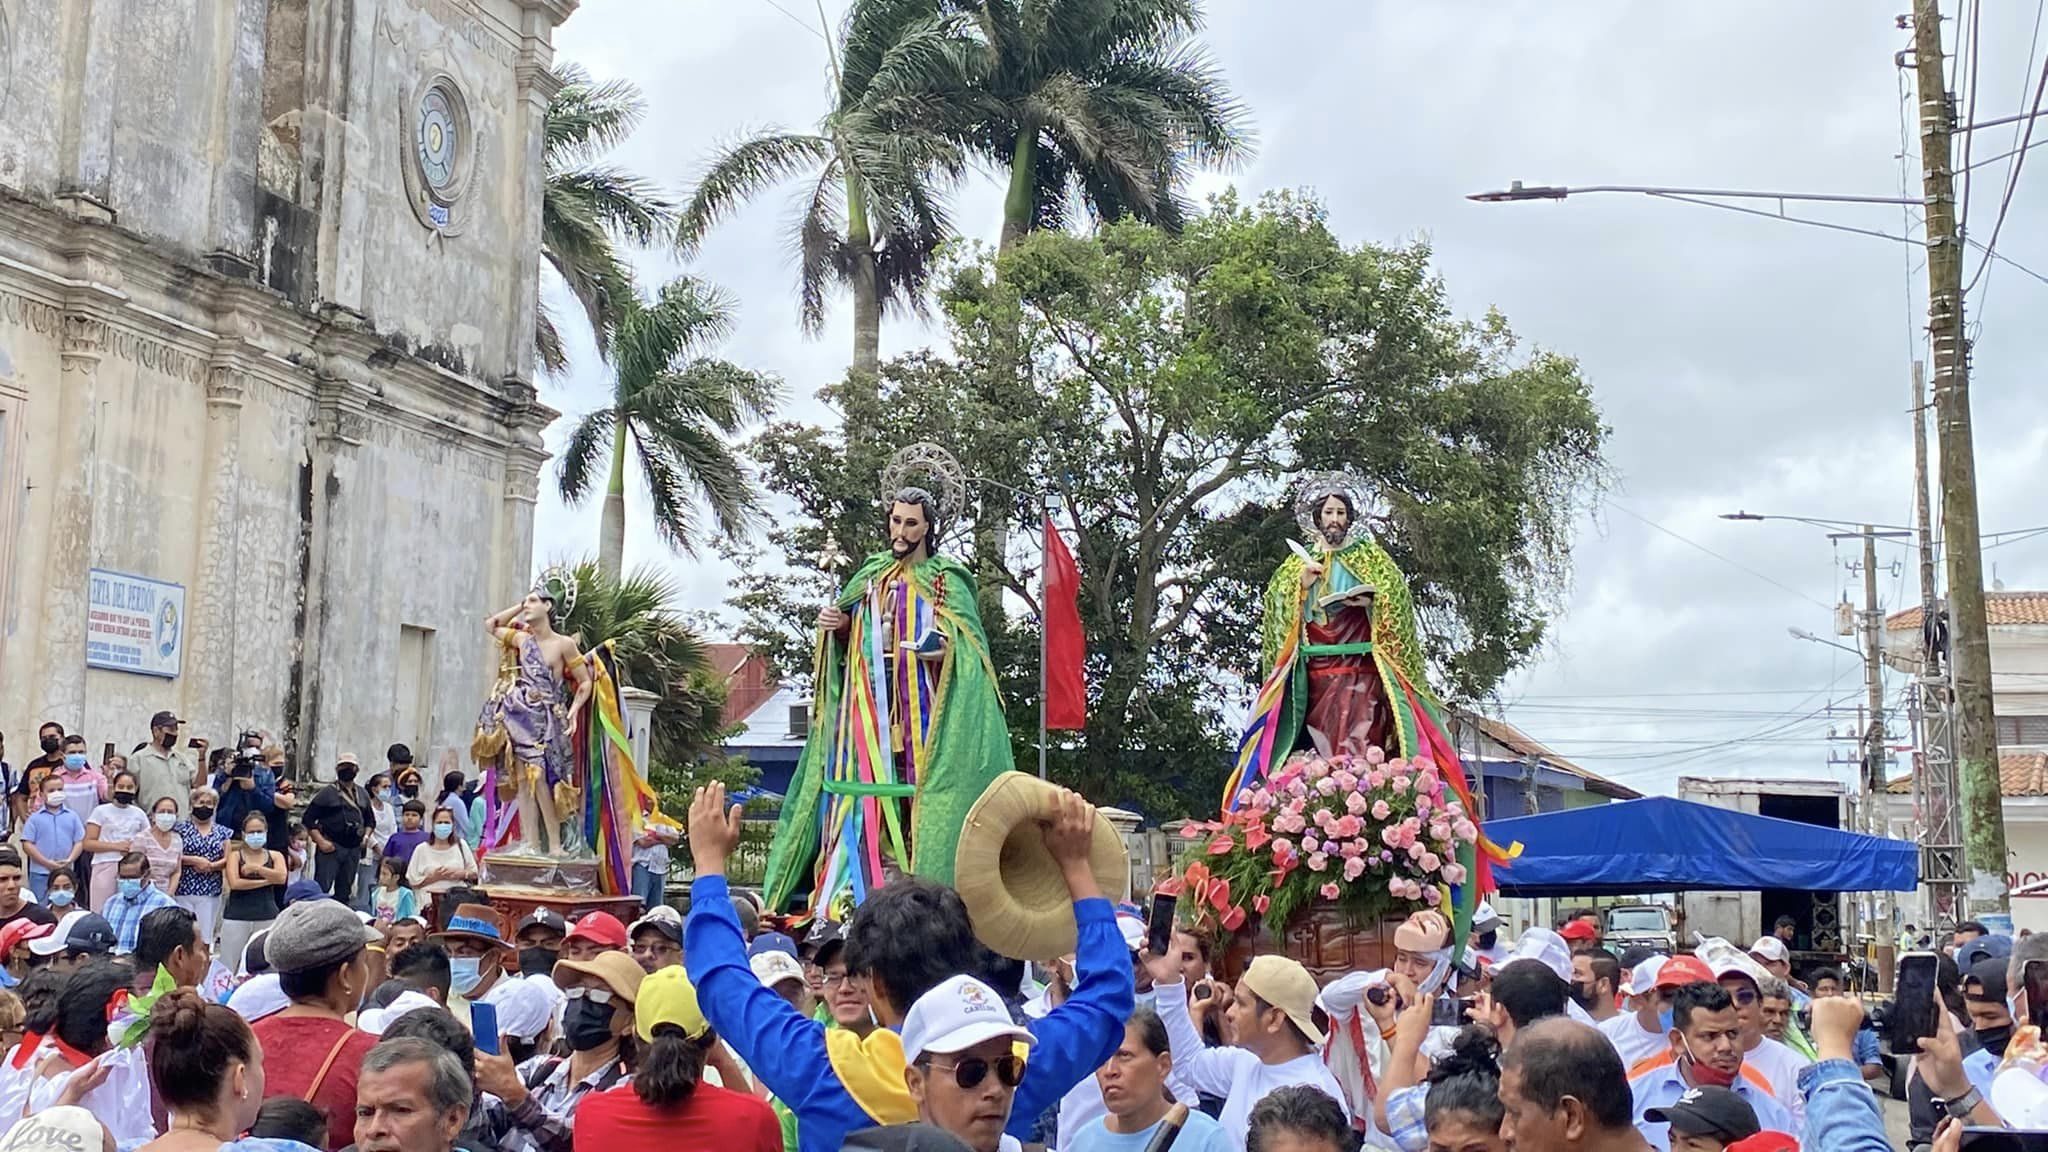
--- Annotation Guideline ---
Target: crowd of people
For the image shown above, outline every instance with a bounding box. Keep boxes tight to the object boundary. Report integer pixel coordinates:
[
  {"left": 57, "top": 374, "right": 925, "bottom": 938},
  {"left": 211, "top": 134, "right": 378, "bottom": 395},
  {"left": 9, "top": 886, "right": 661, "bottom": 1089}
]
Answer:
[{"left": 0, "top": 717, "right": 2019, "bottom": 1152}]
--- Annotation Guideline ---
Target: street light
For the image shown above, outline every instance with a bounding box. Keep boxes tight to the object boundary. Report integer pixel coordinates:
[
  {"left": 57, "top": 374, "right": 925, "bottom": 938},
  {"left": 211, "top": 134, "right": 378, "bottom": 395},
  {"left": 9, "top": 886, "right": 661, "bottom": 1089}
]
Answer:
[
  {"left": 1720, "top": 511, "right": 1915, "bottom": 534},
  {"left": 1466, "top": 182, "right": 1918, "bottom": 207},
  {"left": 1788, "top": 626, "right": 1866, "bottom": 662}
]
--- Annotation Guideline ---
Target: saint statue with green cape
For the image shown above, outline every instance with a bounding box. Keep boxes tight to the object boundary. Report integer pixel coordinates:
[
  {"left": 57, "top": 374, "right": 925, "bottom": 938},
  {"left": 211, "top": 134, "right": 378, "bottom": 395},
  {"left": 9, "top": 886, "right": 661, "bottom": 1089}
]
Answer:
[{"left": 763, "top": 444, "right": 1013, "bottom": 916}]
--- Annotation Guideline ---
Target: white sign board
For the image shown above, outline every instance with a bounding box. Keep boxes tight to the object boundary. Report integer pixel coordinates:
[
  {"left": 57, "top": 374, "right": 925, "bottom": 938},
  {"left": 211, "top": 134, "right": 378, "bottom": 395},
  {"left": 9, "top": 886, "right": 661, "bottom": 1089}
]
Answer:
[{"left": 86, "top": 569, "right": 185, "bottom": 678}]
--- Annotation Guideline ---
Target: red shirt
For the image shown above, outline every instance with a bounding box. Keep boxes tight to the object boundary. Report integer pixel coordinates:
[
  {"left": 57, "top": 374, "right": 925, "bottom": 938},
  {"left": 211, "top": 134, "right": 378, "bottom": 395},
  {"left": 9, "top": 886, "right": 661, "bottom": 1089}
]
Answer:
[
  {"left": 571, "top": 1082, "right": 781, "bottom": 1152},
  {"left": 249, "top": 1013, "right": 380, "bottom": 1151}
]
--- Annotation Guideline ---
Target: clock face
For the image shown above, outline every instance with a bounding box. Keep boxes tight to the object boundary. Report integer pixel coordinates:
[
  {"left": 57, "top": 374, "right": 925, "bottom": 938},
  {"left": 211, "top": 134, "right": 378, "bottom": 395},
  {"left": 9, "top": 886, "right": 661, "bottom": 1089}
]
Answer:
[{"left": 415, "top": 85, "right": 461, "bottom": 199}]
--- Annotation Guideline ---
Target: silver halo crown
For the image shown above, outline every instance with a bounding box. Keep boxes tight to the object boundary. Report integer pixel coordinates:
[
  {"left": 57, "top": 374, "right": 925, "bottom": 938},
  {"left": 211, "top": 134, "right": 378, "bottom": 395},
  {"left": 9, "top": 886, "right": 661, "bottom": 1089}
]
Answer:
[
  {"left": 1293, "top": 470, "right": 1379, "bottom": 548},
  {"left": 878, "top": 443, "right": 967, "bottom": 535},
  {"left": 533, "top": 565, "right": 579, "bottom": 620}
]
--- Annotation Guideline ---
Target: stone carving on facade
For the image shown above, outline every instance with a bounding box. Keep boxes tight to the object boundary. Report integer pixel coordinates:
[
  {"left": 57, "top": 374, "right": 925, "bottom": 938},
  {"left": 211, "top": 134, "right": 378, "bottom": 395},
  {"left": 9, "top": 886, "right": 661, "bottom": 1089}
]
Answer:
[{"left": 59, "top": 313, "right": 105, "bottom": 372}]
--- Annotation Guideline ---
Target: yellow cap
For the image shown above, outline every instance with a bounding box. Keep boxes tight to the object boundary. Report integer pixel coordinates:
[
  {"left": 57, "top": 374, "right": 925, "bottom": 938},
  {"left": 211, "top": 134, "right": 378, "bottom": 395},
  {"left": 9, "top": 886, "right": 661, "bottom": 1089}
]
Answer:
[{"left": 635, "top": 965, "right": 709, "bottom": 1041}]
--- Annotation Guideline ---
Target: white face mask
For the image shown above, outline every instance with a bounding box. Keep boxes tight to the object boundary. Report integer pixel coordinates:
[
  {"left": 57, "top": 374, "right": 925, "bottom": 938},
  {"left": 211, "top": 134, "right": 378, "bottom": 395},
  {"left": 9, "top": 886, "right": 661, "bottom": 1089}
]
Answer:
[{"left": 154, "top": 812, "right": 177, "bottom": 831}]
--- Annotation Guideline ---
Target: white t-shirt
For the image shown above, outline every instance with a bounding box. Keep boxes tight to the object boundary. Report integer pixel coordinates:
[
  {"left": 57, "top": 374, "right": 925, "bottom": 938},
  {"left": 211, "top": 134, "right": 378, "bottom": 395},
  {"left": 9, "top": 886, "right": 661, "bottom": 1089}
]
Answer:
[
  {"left": 1154, "top": 980, "right": 1349, "bottom": 1150},
  {"left": 86, "top": 802, "right": 149, "bottom": 858},
  {"left": 1599, "top": 1011, "right": 1670, "bottom": 1071},
  {"left": 1744, "top": 1034, "right": 1811, "bottom": 1128}
]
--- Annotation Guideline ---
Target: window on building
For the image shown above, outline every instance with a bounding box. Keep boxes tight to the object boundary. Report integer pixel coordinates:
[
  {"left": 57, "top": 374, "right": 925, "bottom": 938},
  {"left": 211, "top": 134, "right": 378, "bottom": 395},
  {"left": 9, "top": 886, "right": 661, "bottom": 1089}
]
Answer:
[
  {"left": 394, "top": 625, "right": 437, "bottom": 757},
  {"left": 1996, "top": 715, "right": 2048, "bottom": 748}
]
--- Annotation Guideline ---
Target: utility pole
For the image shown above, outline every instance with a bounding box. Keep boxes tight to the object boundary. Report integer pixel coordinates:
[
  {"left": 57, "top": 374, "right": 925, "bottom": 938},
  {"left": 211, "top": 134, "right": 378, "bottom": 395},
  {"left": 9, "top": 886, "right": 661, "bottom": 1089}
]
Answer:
[
  {"left": 1909, "top": 358, "right": 1967, "bottom": 936},
  {"left": 1910, "top": 0, "right": 2007, "bottom": 913}
]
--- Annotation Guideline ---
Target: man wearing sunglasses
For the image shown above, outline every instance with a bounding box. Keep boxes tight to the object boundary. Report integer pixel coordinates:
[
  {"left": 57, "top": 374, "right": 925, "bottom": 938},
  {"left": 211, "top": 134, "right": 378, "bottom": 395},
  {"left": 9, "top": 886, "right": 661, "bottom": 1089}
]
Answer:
[
  {"left": 1707, "top": 958, "right": 1807, "bottom": 1129},
  {"left": 896, "top": 973, "right": 1037, "bottom": 1152}
]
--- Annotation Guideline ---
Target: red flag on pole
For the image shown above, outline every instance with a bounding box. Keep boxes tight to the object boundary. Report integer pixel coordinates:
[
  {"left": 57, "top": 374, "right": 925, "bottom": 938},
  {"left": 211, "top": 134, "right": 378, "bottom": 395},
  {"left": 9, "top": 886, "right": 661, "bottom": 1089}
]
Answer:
[{"left": 1044, "top": 515, "right": 1086, "bottom": 730}]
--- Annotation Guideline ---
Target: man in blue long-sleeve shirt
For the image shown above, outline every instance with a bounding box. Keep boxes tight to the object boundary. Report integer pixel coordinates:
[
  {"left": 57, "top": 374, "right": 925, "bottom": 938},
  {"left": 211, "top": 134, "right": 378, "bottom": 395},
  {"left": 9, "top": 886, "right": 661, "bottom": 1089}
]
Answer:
[{"left": 684, "top": 781, "right": 1134, "bottom": 1152}]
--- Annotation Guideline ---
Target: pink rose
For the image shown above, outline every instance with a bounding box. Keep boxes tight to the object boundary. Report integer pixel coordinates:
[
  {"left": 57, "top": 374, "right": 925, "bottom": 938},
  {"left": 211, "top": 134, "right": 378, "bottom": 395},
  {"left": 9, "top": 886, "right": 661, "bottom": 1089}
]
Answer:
[
  {"left": 1334, "top": 770, "right": 1359, "bottom": 791},
  {"left": 1415, "top": 796, "right": 1432, "bottom": 816},
  {"left": 1343, "top": 856, "right": 1368, "bottom": 882},
  {"left": 1315, "top": 776, "right": 1339, "bottom": 795},
  {"left": 1387, "top": 757, "right": 1409, "bottom": 773},
  {"left": 1407, "top": 840, "right": 1428, "bottom": 860},
  {"left": 1346, "top": 792, "right": 1369, "bottom": 816},
  {"left": 1380, "top": 825, "right": 1401, "bottom": 848},
  {"left": 1441, "top": 863, "right": 1468, "bottom": 885},
  {"left": 1320, "top": 882, "right": 1341, "bottom": 900},
  {"left": 1453, "top": 819, "right": 1478, "bottom": 841},
  {"left": 1390, "top": 774, "right": 1411, "bottom": 795},
  {"left": 1338, "top": 840, "right": 1362, "bottom": 858},
  {"left": 1430, "top": 821, "right": 1451, "bottom": 842},
  {"left": 1308, "top": 852, "right": 1330, "bottom": 873},
  {"left": 1365, "top": 770, "right": 1387, "bottom": 789},
  {"left": 1387, "top": 876, "right": 1406, "bottom": 896},
  {"left": 1287, "top": 777, "right": 1308, "bottom": 798},
  {"left": 1365, "top": 746, "right": 1387, "bottom": 765},
  {"left": 1306, "top": 757, "right": 1330, "bottom": 780},
  {"left": 1315, "top": 808, "right": 1337, "bottom": 830},
  {"left": 1370, "top": 799, "right": 1392, "bottom": 821},
  {"left": 1272, "top": 837, "right": 1294, "bottom": 857},
  {"left": 1419, "top": 851, "right": 1440, "bottom": 872},
  {"left": 1302, "top": 834, "right": 1321, "bottom": 853}
]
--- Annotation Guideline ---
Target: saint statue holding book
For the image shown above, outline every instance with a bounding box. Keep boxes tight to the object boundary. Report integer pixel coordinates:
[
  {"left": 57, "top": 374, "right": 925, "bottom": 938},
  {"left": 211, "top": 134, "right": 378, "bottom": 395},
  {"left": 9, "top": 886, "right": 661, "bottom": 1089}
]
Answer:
[
  {"left": 763, "top": 443, "right": 1014, "bottom": 916},
  {"left": 1223, "top": 473, "right": 1467, "bottom": 808}
]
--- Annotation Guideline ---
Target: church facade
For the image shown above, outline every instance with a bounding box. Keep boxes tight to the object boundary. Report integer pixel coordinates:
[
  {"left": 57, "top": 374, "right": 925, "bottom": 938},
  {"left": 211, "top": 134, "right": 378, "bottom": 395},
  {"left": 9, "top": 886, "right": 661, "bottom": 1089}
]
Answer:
[{"left": 0, "top": 0, "right": 575, "bottom": 773}]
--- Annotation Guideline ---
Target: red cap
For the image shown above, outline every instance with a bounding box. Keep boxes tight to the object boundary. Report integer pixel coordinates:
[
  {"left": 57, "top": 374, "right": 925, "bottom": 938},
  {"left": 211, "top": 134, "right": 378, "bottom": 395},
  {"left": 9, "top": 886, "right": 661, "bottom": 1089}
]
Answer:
[
  {"left": 1559, "top": 920, "right": 1598, "bottom": 942},
  {"left": 1725, "top": 1132, "right": 1798, "bottom": 1152},
  {"left": 0, "top": 918, "right": 52, "bottom": 958},
  {"left": 566, "top": 911, "right": 628, "bottom": 948},
  {"left": 1655, "top": 955, "right": 1718, "bottom": 988}
]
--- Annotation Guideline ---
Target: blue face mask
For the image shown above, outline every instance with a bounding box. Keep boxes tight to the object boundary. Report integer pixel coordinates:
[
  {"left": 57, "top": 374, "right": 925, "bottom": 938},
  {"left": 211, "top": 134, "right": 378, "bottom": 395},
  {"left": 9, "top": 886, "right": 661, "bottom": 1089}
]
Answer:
[
  {"left": 433, "top": 823, "right": 454, "bottom": 840},
  {"left": 449, "top": 956, "right": 483, "bottom": 996},
  {"left": 62, "top": 753, "right": 86, "bottom": 770},
  {"left": 46, "top": 889, "right": 73, "bottom": 908},
  {"left": 245, "top": 832, "right": 268, "bottom": 850},
  {"left": 1658, "top": 1007, "right": 1675, "bottom": 1033},
  {"left": 117, "top": 878, "right": 142, "bottom": 899}
]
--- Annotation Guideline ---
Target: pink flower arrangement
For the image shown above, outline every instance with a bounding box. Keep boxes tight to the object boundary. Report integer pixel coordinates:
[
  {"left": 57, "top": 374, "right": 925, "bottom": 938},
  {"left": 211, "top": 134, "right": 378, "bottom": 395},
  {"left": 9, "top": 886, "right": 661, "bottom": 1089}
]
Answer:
[{"left": 1178, "top": 749, "right": 1484, "bottom": 935}]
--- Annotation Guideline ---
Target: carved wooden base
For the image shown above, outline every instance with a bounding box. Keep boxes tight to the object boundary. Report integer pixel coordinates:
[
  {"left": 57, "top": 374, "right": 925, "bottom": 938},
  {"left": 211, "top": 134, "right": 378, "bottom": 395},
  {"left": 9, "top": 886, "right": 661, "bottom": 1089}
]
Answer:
[{"left": 1216, "top": 903, "right": 1408, "bottom": 987}]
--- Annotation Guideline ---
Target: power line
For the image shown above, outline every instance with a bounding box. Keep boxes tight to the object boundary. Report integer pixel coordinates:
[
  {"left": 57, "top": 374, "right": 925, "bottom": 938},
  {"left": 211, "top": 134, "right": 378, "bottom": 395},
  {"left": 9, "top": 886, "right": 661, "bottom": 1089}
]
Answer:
[
  {"left": 757, "top": 0, "right": 827, "bottom": 40},
  {"left": 1964, "top": 25, "right": 2048, "bottom": 295},
  {"left": 1608, "top": 502, "right": 1835, "bottom": 610}
]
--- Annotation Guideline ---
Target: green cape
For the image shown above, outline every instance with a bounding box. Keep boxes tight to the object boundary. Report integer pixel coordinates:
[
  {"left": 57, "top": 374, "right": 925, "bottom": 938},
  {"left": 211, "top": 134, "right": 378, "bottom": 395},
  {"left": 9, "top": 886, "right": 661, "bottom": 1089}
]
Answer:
[{"left": 763, "top": 550, "right": 1014, "bottom": 912}]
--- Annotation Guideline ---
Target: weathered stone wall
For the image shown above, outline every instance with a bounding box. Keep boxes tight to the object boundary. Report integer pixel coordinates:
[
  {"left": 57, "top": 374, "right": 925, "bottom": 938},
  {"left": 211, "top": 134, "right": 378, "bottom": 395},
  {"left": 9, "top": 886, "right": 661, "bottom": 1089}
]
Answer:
[{"left": 0, "top": 0, "right": 572, "bottom": 777}]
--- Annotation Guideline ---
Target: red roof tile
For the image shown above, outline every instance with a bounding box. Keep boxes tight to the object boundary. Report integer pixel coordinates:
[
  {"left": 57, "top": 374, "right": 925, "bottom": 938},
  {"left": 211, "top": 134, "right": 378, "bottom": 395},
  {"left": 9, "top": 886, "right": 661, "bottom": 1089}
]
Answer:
[
  {"left": 1886, "top": 750, "right": 2048, "bottom": 795},
  {"left": 1885, "top": 591, "right": 2048, "bottom": 631}
]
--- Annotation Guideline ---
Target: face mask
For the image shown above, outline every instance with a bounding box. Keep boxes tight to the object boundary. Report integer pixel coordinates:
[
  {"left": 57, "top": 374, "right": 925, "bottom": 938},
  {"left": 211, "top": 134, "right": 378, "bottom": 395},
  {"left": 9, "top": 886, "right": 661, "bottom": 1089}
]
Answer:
[
  {"left": 62, "top": 754, "right": 85, "bottom": 770},
  {"left": 117, "top": 878, "right": 143, "bottom": 899},
  {"left": 337, "top": 766, "right": 358, "bottom": 782},
  {"left": 153, "top": 813, "right": 177, "bottom": 831},
  {"left": 191, "top": 806, "right": 215, "bottom": 822},
  {"left": 43, "top": 794, "right": 63, "bottom": 810},
  {"left": 1977, "top": 1023, "right": 2014, "bottom": 1057},
  {"left": 46, "top": 889, "right": 72, "bottom": 907},
  {"left": 112, "top": 792, "right": 135, "bottom": 806},
  {"left": 244, "top": 832, "right": 267, "bottom": 850},
  {"left": 433, "top": 822, "right": 453, "bottom": 840},
  {"left": 518, "top": 947, "right": 558, "bottom": 979},
  {"left": 401, "top": 785, "right": 419, "bottom": 799},
  {"left": 1658, "top": 1007, "right": 1675, "bottom": 1033},
  {"left": 1681, "top": 1035, "right": 1739, "bottom": 1089},
  {"left": 1570, "top": 981, "right": 1599, "bottom": 1010},
  {"left": 449, "top": 956, "right": 484, "bottom": 996},
  {"left": 562, "top": 997, "right": 617, "bottom": 1051},
  {"left": 39, "top": 737, "right": 59, "bottom": 754}
]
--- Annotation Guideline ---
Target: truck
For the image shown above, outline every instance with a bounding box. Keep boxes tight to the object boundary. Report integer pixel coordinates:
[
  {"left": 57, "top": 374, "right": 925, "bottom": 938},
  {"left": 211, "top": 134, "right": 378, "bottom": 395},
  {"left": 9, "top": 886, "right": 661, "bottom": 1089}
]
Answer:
[
  {"left": 1603, "top": 903, "right": 1677, "bottom": 955},
  {"left": 1675, "top": 776, "right": 1850, "bottom": 964}
]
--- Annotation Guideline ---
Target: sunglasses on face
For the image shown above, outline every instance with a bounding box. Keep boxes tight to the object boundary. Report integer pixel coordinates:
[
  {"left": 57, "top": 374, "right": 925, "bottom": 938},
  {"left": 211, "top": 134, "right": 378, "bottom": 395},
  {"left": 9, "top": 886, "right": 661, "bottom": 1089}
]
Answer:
[
  {"left": 1727, "top": 986, "right": 1759, "bottom": 1006},
  {"left": 929, "top": 1053, "right": 1024, "bottom": 1090}
]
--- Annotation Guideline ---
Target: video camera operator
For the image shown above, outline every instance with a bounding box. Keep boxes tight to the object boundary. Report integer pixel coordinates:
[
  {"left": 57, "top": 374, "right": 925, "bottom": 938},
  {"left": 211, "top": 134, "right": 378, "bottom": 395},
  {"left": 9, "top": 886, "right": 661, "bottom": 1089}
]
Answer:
[{"left": 213, "top": 745, "right": 276, "bottom": 839}]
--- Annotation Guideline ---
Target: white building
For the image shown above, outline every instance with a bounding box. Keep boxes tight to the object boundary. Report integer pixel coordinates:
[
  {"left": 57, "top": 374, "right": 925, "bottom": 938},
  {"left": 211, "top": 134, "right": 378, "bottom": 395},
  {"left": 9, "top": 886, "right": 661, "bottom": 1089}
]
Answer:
[
  {"left": 1883, "top": 591, "right": 2048, "bottom": 931},
  {"left": 0, "top": 1, "right": 575, "bottom": 773}
]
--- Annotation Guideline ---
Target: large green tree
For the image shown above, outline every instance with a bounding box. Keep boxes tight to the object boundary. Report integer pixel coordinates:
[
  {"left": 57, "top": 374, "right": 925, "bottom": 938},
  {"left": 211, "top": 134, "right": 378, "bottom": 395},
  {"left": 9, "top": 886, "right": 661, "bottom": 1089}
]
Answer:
[
  {"left": 557, "top": 276, "right": 781, "bottom": 579},
  {"left": 538, "top": 65, "right": 675, "bottom": 374},
  {"left": 725, "top": 193, "right": 1607, "bottom": 816},
  {"left": 675, "top": 0, "right": 971, "bottom": 409},
  {"left": 943, "top": 0, "right": 1254, "bottom": 251}
]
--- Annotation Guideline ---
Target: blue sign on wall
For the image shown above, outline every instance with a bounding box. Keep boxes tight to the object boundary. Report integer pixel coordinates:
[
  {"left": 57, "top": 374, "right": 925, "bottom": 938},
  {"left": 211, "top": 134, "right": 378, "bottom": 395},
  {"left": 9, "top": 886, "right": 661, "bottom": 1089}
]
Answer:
[{"left": 85, "top": 569, "right": 185, "bottom": 678}]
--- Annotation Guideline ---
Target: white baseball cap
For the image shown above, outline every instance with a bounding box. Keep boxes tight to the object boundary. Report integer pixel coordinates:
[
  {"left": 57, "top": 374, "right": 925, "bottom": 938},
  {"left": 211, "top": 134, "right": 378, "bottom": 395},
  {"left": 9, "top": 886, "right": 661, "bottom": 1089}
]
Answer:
[
  {"left": 1748, "top": 937, "right": 1789, "bottom": 964},
  {"left": 1624, "top": 955, "right": 1670, "bottom": 997},
  {"left": 901, "top": 974, "right": 1037, "bottom": 1064},
  {"left": 750, "top": 950, "right": 808, "bottom": 991},
  {"left": 27, "top": 911, "right": 87, "bottom": 958}
]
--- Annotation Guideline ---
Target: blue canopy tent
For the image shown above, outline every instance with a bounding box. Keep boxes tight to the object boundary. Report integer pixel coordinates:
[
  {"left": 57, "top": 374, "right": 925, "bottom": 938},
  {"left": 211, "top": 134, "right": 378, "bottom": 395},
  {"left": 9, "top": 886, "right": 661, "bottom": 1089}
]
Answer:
[{"left": 1483, "top": 796, "right": 1919, "bottom": 897}]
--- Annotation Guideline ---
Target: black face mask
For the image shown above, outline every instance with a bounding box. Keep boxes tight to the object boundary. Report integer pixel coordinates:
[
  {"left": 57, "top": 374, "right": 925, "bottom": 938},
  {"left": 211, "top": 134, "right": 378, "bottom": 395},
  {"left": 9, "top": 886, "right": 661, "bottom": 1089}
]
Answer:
[
  {"left": 518, "top": 947, "right": 558, "bottom": 979},
  {"left": 337, "top": 766, "right": 358, "bottom": 782},
  {"left": 113, "top": 792, "right": 136, "bottom": 806},
  {"left": 39, "top": 737, "right": 58, "bottom": 754},
  {"left": 1977, "top": 1023, "right": 2013, "bottom": 1057},
  {"left": 562, "top": 997, "right": 617, "bottom": 1051},
  {"left": 1569, "top": 981, "right": 1600, "bottom": 1010},
  {"left": 1476, "top": 930, "right": 1498, "bottom": 952},
  {"left": 401, "top": 785, "right": 420, "bottom": 799},
  {"left": 191, "top": 806, "right": 216, "bottom": 822}
]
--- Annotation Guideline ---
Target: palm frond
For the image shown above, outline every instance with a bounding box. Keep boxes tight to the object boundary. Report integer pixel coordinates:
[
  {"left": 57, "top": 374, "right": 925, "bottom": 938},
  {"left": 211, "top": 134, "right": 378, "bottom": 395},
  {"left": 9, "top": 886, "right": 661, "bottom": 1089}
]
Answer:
[
  {"left": 545, "top": 64, "right": 650, "bottom": 167},
  {"left": 635, "top": 414, "right": 765, "bottom": 547},
  {"left": 794, "top": 161, "right": 853, "bottom": 335},
  {"left": 550, "top": 165, "right": 678, "bottom": 245},
  {"left": 611, "top": 277, "right": 740, "bottom": 395},
  {"left": 535, "top": 299, "right": 568, "bottom": 376},
  {"left": 675, "top": 131, "right": 835, "bottom": 253},
  {"left": 555, "top": 406, "right": 617, "bottom": 504}
]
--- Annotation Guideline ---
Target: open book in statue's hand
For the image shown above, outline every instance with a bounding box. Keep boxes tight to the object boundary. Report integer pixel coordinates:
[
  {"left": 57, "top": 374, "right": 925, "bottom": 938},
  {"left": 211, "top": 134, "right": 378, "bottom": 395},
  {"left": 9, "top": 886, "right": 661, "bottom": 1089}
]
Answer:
[
  {"left": 1319, "top": 585, "right": 1376, "bottom": 611},
  {"left": 900, "top": 630, "right": 947, "bottom": 660}
]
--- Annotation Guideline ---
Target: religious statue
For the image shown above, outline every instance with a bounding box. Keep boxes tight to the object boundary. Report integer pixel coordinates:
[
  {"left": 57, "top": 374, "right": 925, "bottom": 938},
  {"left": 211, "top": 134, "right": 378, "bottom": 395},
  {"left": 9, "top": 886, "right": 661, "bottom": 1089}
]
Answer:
[
  {"left": 470, "top": 568, "right": 674, "bottom": 898},
  {"left": 1223, "top": 473, "right": 1468, "bottom": 808},
  {"left": 763, "top": 443, "right": 1014, "bottom": 916}
]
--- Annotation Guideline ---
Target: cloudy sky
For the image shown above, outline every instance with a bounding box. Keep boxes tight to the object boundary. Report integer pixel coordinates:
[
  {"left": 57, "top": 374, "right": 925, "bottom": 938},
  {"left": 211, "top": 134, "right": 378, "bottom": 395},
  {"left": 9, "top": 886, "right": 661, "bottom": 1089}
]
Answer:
[{"left": 536, "top": 2, "right": 2048, "bottom": 799}]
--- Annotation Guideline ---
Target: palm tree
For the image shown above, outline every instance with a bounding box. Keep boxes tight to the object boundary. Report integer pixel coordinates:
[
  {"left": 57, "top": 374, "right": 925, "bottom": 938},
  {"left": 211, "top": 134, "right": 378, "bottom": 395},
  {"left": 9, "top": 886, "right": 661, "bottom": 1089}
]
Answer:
[
  {"left": 943, "top": 0, "right": 1253, "bottom": 250},
  {"left": 556, "top": 276, "right": 780, "bottom": 579},
  {"left": 538, "top": 64, "right": 677, "bottom": 374},
  {"left": 554, "top": 559, "right": 729, "bottom": 763},
  {"left": 674, "top": 0, "right": 972, "bottom": 394}
]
